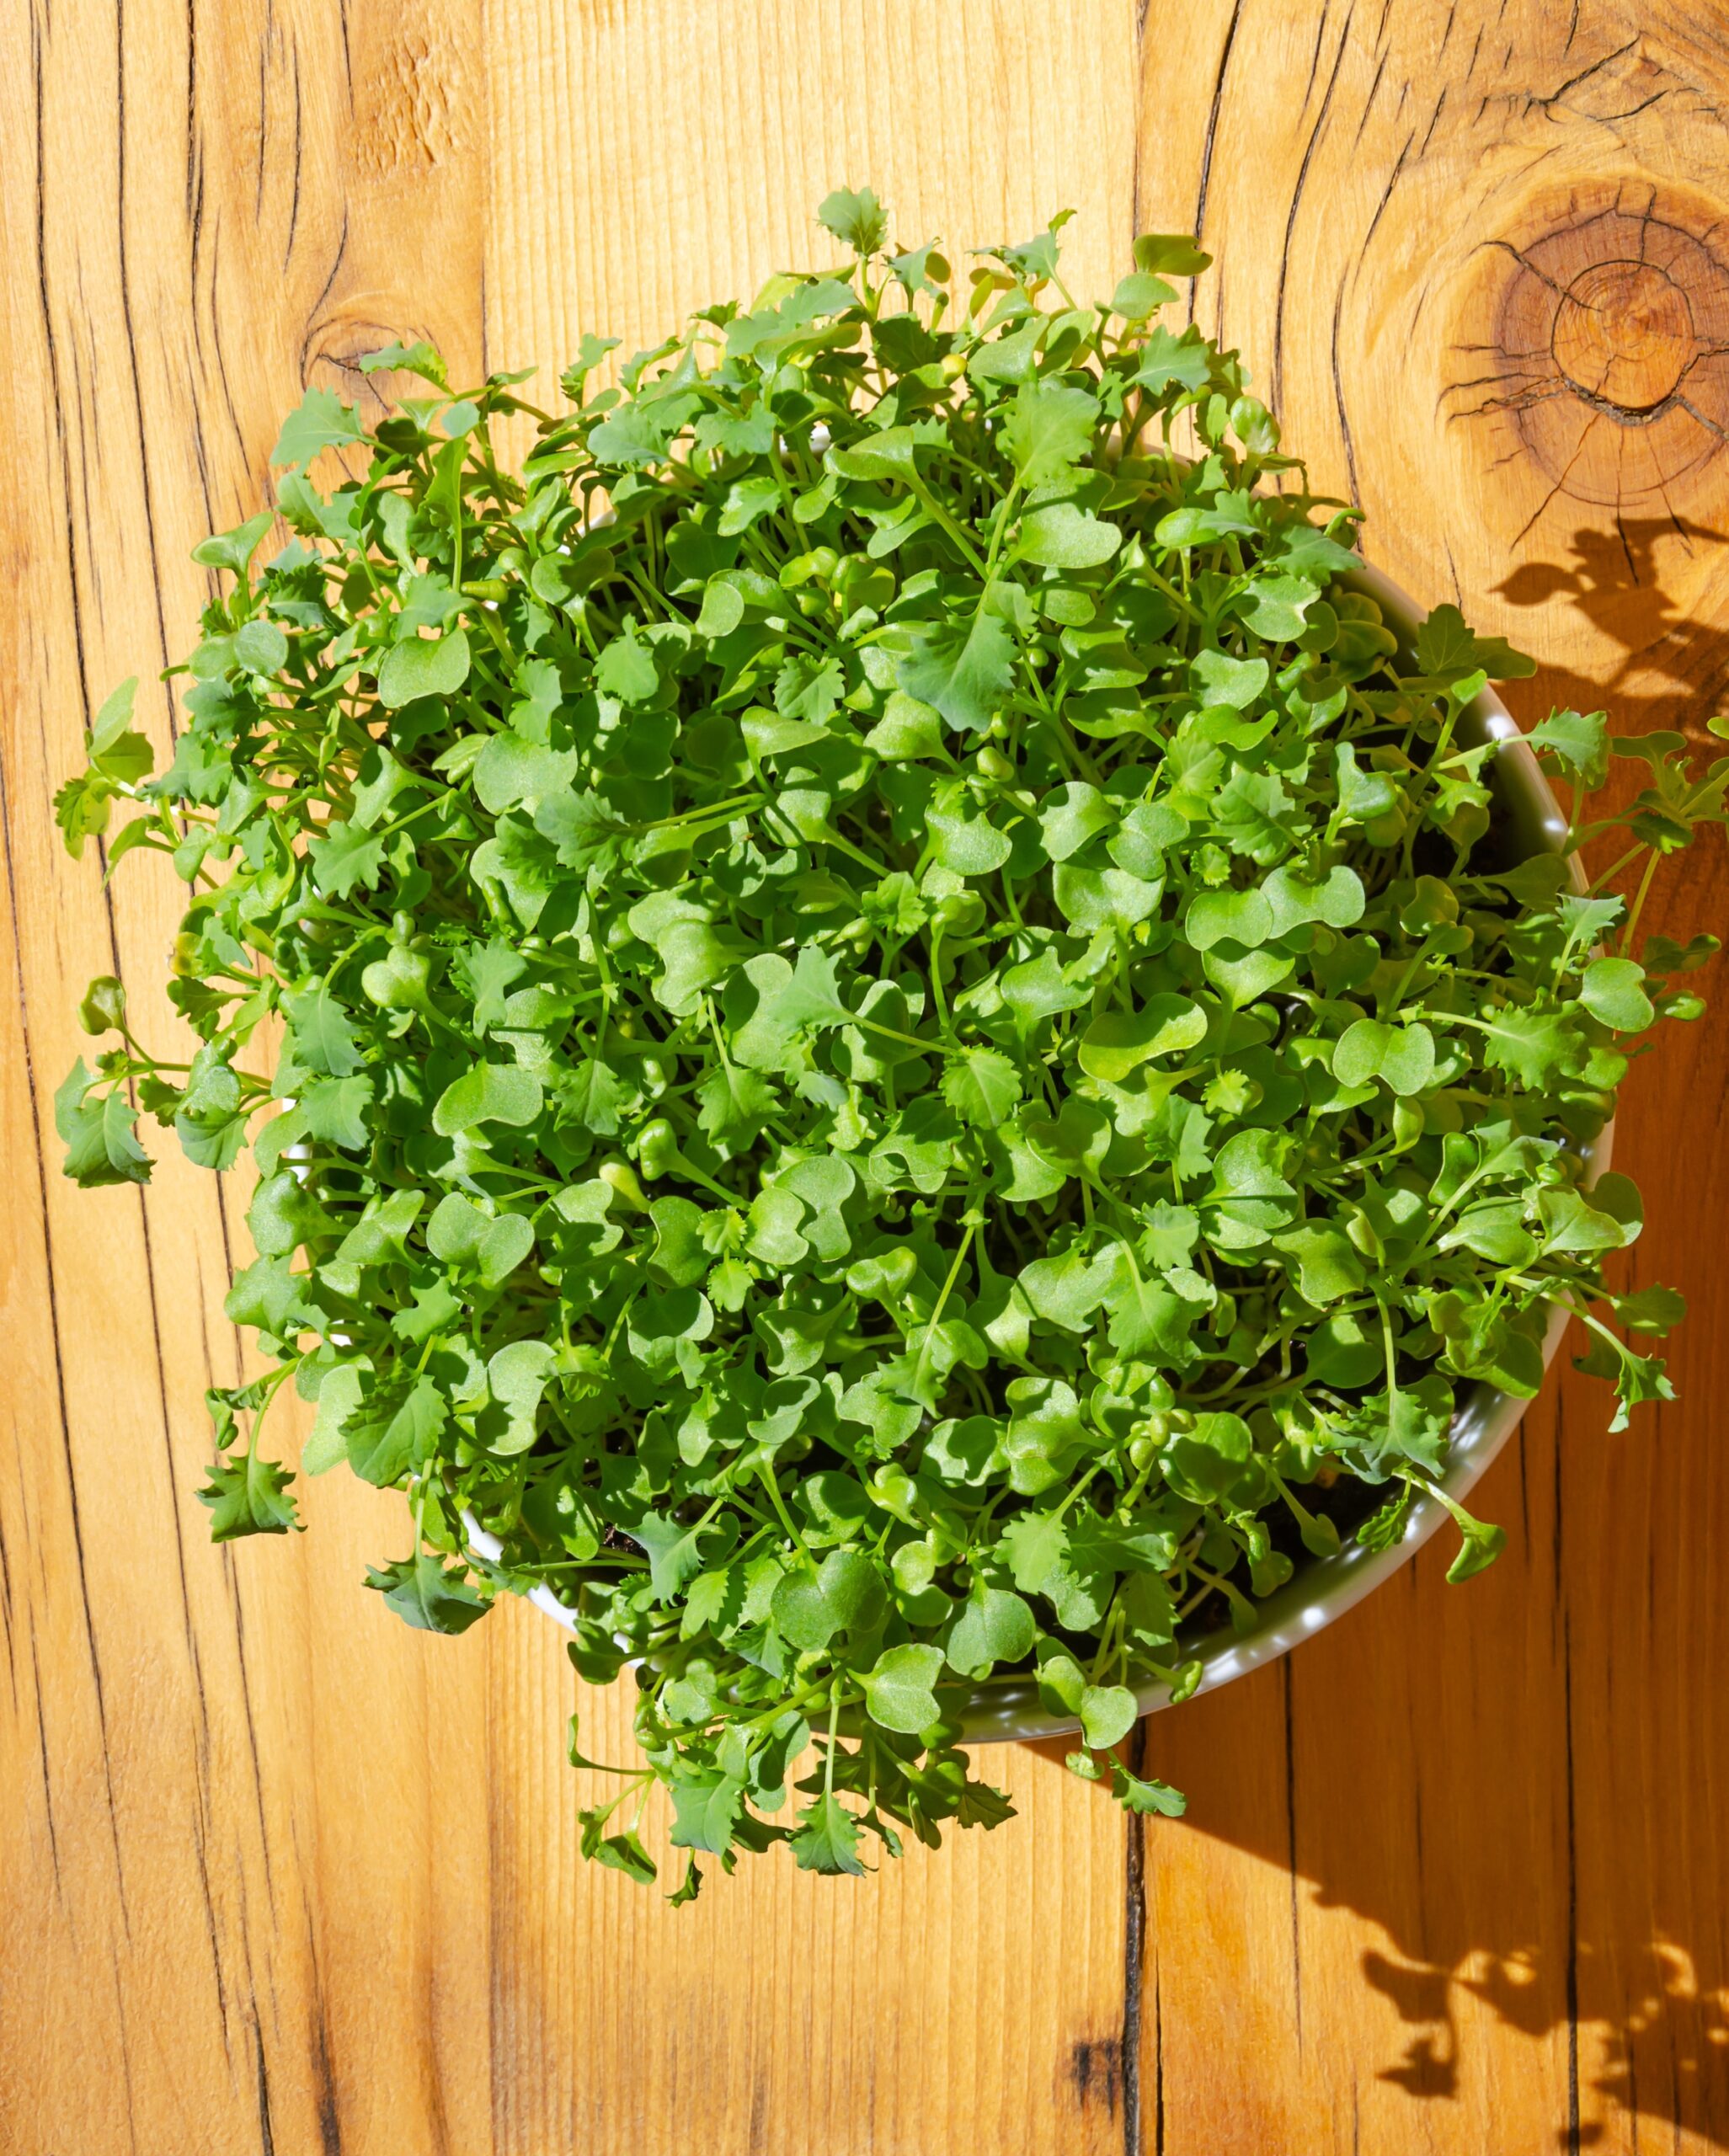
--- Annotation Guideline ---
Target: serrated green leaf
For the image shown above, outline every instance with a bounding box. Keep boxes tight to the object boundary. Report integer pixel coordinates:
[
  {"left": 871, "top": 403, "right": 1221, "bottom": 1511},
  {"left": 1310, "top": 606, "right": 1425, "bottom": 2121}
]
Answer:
[
  {"left": 898, "top": 612, "right": 1016, "bottom": 735},
  {"left": 271, "top": 385, "right": 365, "bottom": 467}
]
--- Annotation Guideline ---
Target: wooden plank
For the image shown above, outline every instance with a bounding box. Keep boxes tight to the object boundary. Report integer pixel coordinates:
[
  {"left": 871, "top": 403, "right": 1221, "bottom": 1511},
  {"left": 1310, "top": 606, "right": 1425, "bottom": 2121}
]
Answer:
[
  {"left": 0, "top": 4, "right": 496, "bottom": 2151},
  {"left": 1132, "top": 3, "right": 1729, "bottom": 2150}
]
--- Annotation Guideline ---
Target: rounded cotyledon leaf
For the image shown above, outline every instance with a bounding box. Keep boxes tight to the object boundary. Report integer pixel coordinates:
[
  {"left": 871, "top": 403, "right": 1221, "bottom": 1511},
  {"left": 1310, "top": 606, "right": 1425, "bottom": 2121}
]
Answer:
[
  {"left": 1331, "top": 1018, "right": 1437, "bottom": 1097},
  {"left": 944, "top": 1585, "right": 1037, "bottom": 1678},
  {"left": 376, "top": 627, "right": 471, "bottom": 710},
  {"left": 1185, "top": 883, "right": 1274, "bottom": 950},
  {"left": 1579, "top": 955, "right": 1655, "bottom": 1033},
  {"left": 432, "top": 1061, "right": 544, "bottom": 1134},
  {"left": 861, "top": 1642, "right": 946, "bottom": 1734},
  {"left": 1077, "top": 994, "right": 1207, "bottom": 1081},
  {"left": 771, "top": 1550, "right": 886, "bottom": 1652},
  {"left": 1079, "top": 1684, "right": 1139, "bottom": 1751}
]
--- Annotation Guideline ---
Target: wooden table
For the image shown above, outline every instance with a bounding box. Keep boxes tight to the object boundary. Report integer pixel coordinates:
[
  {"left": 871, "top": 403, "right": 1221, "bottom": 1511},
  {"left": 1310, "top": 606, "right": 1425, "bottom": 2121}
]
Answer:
[{"left": 4, "top": 4, "right": 1726, "bottom": 2149}]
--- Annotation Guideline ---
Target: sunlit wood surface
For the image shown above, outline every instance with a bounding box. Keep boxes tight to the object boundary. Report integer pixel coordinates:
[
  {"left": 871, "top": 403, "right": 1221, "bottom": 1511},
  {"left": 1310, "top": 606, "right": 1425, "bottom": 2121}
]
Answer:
[{"left": 3, "top": 4, "right": 1726, "bottom": 2150}]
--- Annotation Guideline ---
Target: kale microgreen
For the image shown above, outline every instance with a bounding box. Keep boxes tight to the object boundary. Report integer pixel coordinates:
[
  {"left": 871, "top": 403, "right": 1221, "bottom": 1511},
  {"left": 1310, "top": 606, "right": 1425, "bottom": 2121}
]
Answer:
[{"left": 58, "top": 195, "right": 1728, "bottom": 1892}]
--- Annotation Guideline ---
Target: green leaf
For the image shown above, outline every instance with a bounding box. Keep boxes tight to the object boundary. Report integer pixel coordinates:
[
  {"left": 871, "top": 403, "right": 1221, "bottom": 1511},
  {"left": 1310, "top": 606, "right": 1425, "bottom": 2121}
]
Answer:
[
  {"left": 1273, "top": 1223, "right": 1364, "bottom": 1305},
  {"left": 772, "top": 1550, "right": 885, "bottom": 1650},
  {"left": 1111, "top": 1762, "right": 1186, "bottom": 1816},
  {"left": 1001, "top": 1510, "right": 1069, "bottom": 1598},
  {"left": 472, "top": 737, "right": 579, "bottom": 816},
  {"left": 222, "top": 1251, "right": 312, "bottom": 1338},
  {"left": 766, "top": 946, "right": 853, "bottom": 1033},
  {"left": 1527, "top": 707, "right": 1609, "bottom": 787},
  {"left": 1003, "top": 1374, "right": 1088, "bottom": 1495},
  {"left": 817, "top": 186, "right": 887, "bottom": 255},
  {"left": 1235, "top": 573, "right": 1320, "bottom": 642},
  {"left": 535, "top": 790, "right": 625, "bottom": 873},
  {"left": 1444, "top": 1506, "right": 1508, "bottom": 1583},
  {"left": 234, "top": 618, "right": 289, "bottom": 675},
  {"left": 944, "top": 1584, "right": 1036, "bottom": 1678},
  {"left": 432, "top": 1062, "right": 543, "bottom": 1134},
  {"left": 829, "top": 425, "right": 921, "bottom": 483},
  {"left": 1537, "top": 1186, "right": 1628, "bottom": 1254},
  {"left": 192, "top": 511, "right": 275, "bottom": 575},
  {"left": 789, "top": 1792, "right": 867, "bottom": 1876},
  {"left": 271, "top": 385, "right": 365, "bottom": 466},
  {"left": 1479, "top": 1005, "right": 1585, "bottom": 1089},
  {"left": 282, "top": 980, "right": 363, "bottom": 1077},
  {"left": 595, "top": 621, "right": 660, "bottom": 703},
  {"left": 1079, "top": 1684, "right": 1138, "bottom": 1750},
  {"left": 1134, "top": 232, "right": 1211, "bottom": 277},
  {"left": 865, "top": 691, "right": 946, "bottom": 760},
  {"left": 1190, "top": 648, "right": 1269, "bottom": 709},
  {"left": 198, "top": 1451, "right": 301, "bottom": 1540},
  {"left": 88, "top": 677, "right": 153, "bottom": 785},
  {"left": 695, "top": 579, "right": 745, "bottom": 639},
  {"left": 1578, "top": 956, "right": 1654, "bottom": 1033},
  {"left": 1077, "top": 995, "right": 1206, "bottom": 1081},
  {"left": 928, "top": 793, "right": 1012, "bottom": 875},
  {"left": 862, "top": 1642, "right": 945, "bottom": 1733},
  {"left": 175, "top": 1049, "right": 249, "bottom": 1171},
  {"left": 1015, "top": 501, "right": 1121, "bottom": 568},
  {"left": 1412, "top": 601, "right": 1535, "bottom": 682},
  {"left": 1001, "top": 381, "right": 1097, "bottom": 486},
  {"left": 307, "top": 819, "right": 387, "bottom": 899},
  {"left": 55, "top": 1062, "right": 152, "bottom": 1187},
  {"left": 1615, "top": 1283, "right": 1685, "bottom": 1334},
  {"left": 696, "top": 1063, "right": 779, "bottom": 1147},
  {"left": 590, "top": 1828, "right": 658, "bottom": 1886},
  {"left": 941, "top": 1045, "right": 1022, "bottom": 1129},
  {"left": 968, "top": 320, "right": 1043, "bottom": 385},
  {"left": 349, "top": 1375, "right": 446, "bottom": 1486},
  {"left": 1052, "top": 861, "right": 1161, "bottom": 934},
  {"left": 303, "top": 1363, "right": 365, "bottom": 1476},
  {"left": 1331, "top": 1019, "right": 1436, "bottom": 1097},
  {"left": 1038, "top": 781, "right": 1114, "bottom": 861},
  {"left": 1135, "top": 324, "right": 1213, "bottom": 397},
  {"left": 1304, "top": 1310, "right": 1384, "bottom": 1389},
  {"left": 358, "top": 339, "right": 449, "bottom": 387},
  {"left": 484, "top": 1340, "right": 554, "bottom": 1454},
  {"left": 1162, "top": 1412, "right": 1259, "bottom": 1507},
  {"left": 1185, "top": 886, "right": 1273, "bottom": 951},
  {"left": 1110, "top": 270, "right": 1177, "bottom": 320},
  {"left": 364, "top": 1552, "right": 489, "bottom": 1634},
  {"left": 1000, "top": 949, "right": 1091, "bottom": 1038},
  {"left": 1262, "top": 863, "right": 1364, "bottom": 935},
  {"left": 776, "top": 654, "right": 845, "bottom": 727},
  {"left": 898, "top": 612, "right": 1016, "bottom": 734},
  {"left": 376, "top": 629, "right": 472, "bottom": 709},
  {"left": 622, "top": 1508, "right": 713, "bottom": 1604},
  {"left": 1019, "top": 1246, "right": 1114, "bottom": 1332},
  {"left": 1102, "top": 1267, "right": 1193, "bottom": 1362},
  {"left": 670, "top": 1774, "right": 745, "bottom": 1856}
]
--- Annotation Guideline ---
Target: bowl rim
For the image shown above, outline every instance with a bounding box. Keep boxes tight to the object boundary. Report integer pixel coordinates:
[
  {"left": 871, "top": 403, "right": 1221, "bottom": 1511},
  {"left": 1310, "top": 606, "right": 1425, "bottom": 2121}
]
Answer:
[{"left": 465, "top": 559, "right": 1609, "bottom": 1744}]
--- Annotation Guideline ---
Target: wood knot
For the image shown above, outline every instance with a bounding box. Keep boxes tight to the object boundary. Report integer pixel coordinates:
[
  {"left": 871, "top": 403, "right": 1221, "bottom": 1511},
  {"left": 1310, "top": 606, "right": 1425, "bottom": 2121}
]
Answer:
[
  {"left": 1449, "top": 183, "right": 1729, "bottom": 522},
  {"left": 1550, "top": 260, "right": 1694, "bottom": 416}
]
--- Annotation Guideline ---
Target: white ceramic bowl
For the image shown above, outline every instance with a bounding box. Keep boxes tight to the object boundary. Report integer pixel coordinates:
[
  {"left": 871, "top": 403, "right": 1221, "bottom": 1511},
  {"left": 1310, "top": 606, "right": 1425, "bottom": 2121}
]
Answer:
[{"left": 467, "top": 562, "right": 1606, "bottom": 1742}]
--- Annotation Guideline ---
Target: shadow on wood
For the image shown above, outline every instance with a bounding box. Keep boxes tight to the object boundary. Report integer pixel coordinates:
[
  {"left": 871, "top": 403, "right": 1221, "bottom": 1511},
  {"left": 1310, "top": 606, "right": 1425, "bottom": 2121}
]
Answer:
[{"left": 1494, "top": 520, "right": 1729, "bottom": 738}]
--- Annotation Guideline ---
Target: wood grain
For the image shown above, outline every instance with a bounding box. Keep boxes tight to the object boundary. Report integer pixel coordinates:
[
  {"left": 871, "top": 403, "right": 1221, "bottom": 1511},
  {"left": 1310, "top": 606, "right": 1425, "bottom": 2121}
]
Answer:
[{"left": 1, "top": 3, "right": 1726, "bottom": 2151}]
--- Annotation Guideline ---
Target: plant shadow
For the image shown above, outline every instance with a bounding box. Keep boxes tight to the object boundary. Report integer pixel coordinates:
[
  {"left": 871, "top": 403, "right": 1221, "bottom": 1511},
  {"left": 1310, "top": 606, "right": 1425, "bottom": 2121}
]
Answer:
[
  {"left": 1490, "top": 516, "right": 1729, "bottom": 738},
  {"left": 1118, "top": 1386, "right": 1729, "bottom": 2148}
]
